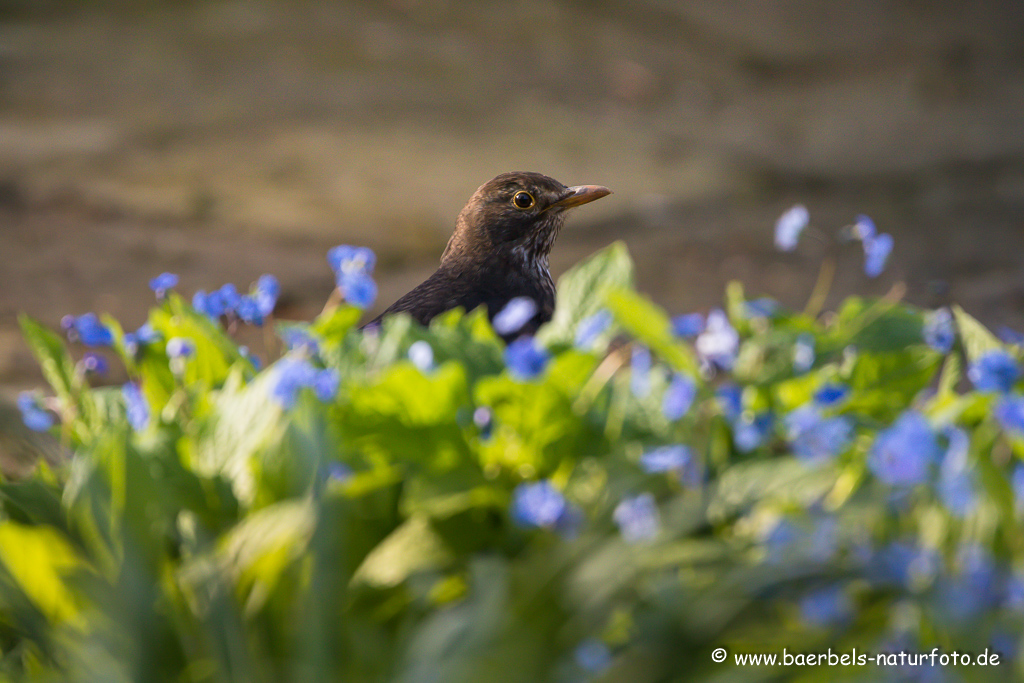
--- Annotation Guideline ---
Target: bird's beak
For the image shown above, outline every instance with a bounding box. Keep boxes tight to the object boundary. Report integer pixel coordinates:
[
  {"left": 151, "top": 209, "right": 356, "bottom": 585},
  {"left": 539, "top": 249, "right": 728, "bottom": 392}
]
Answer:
[{"left": 550, "top": 185, "right": 612, "bottom": 210}]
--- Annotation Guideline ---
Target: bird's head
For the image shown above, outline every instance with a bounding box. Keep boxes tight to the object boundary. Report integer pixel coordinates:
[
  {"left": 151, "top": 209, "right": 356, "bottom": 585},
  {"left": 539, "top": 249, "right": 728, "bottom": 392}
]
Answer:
[{"left": 442, "top": 171, "right": 611, "bottom": 267}]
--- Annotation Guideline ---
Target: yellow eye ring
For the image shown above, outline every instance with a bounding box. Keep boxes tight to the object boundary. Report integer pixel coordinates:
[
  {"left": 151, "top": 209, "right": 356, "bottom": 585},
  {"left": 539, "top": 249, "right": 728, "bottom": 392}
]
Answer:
[{"left": 512, "top": 191, "right": 535, "bottom": 210}]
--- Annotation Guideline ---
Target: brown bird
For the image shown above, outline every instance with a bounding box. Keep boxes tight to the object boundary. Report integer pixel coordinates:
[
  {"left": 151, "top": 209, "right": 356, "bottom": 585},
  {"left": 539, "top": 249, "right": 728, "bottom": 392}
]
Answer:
[{"left": 367, "top": 172, "right": 611, "bottom": 337}]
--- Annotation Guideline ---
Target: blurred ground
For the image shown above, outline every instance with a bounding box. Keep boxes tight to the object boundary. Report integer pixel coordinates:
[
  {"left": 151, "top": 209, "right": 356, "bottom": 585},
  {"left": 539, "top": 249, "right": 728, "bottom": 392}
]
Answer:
[{"left": 2, "top": 0, "right": 1024, "bottom": 406}]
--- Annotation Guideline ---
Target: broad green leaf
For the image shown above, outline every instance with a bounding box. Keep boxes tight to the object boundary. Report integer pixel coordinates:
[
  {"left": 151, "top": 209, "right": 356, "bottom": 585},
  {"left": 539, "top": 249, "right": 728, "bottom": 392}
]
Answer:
[
  {"left": 351, "top": 514, "right": 453, "bottom": 588},
  {"left": 952, "top": 304, "right": 1003, "bottom": 364},
  {"left": 18, "top": 315, "right": 80, "bottom": 406},
  {"left": 539, "top": 241, "right": 634, "bottom": 345},
  {"left": 605, "top": 289, "right": 699, "bottom": 374},
  {"left": 0, "top": 521, "right": 85, "bottom": 626}
]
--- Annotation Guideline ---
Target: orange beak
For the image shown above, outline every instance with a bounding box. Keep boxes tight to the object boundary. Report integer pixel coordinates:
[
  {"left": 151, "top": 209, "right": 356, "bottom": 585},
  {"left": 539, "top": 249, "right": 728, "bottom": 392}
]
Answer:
[{"left": 550, "top": 185, "right": 612, "bottom": 210}]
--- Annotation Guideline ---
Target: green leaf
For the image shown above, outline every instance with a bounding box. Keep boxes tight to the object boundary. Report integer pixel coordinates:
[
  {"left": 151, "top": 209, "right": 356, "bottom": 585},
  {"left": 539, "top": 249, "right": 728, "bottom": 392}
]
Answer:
[
  {"left": 539, "top": 241, "right": 634, "bottom": 345},
  {"left": 605, "top": 289, "right": 699, "bottom": 374},
  {"left": 18, "top": 315, "right": 80, "bottom": 406},
  {"left": 952, "top": 304, "right": 1003, "bottom": 364},
  {"left": 0, "top": 521, "right": 85, "bottom": 626},
  {"left": 351, "top": 515, "right": 454, "bottom": 588}
]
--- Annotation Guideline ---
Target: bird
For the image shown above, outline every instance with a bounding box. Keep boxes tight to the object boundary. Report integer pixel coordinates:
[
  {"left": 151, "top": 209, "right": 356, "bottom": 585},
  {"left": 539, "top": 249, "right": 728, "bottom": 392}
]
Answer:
[{"left": 366, "top": 171, "right": 611, "bottom": 339}]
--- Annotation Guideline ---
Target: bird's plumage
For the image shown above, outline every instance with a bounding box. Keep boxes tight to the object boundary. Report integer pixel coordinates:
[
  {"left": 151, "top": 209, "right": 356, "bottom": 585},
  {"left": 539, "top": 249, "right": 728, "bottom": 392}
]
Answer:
[{"left": 368, "top": 172, "right": 610, "bottom": 338}]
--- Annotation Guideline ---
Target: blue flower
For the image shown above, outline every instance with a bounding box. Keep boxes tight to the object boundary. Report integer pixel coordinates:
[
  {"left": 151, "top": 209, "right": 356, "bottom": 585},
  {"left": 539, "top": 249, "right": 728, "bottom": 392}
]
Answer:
[
  {"left": 774, "top": 204, "right": 809, "bottom": 251},
  {"left": 17, "top": 392, "right": 53, "bottom": 432},
  {"left": 166, "top": 337, "right": 195, "bottom": 359},
  {"left": 935, "top": 545, "right": 1000, "bottom": 621},
  {"left": 1006, "top": 573, "right": 1024, "bottom": 612},
  {"left": 1013, "top": 465, "right": 1024, "bottom": 509},
  {"left": 799, "top": 585, "right": 852, "bottom": 627},
  {"left": 575, "top": 309, "right": 612, "bottom": 348},
  {"left": 218, "top": 283, "right": 242, "bottom": 313},
  {"left": 793, "top": 333, "right": 815, "bottom": 373},
  {"left": 149, "top": 272, "right": 179, "bottom": 298},
  {"left": 968, "top": 350, "right": 1020, "bottom": 393},
  {"left": 408, "top": 340, "right": 434, "bottom": 372},
  {"left": 938, "top": 427, "right": 975, "bottom": 517},
  {"left": 235, "top": 295, "right": 263, "bottom": 326},
  {"left": 862, "top": 233, "right": 893, "bottom": 278},
  {"left": 786, "top": 407, "right": 853, "bottom": 464},
  {"left": 338, "top": 272, "right": 377, "bottom": 309},
  {"left": 745, "top": 298, "right": 780, "bottom": 319},
  {"left": 998, "top": 326, "right": 1024, "bottom": 346},
  {"left": 123, "top": 323, "right": 159, "bottom": 357},
  {"left": 279, "top": 327, "right": 320, "bottom": 355},
  {"left": 121, "top": 382, "right": 149, "bottom": 431},
  {"left": 473, "top": 406, "right": 493, "bottom": 439},
  {"left": 613, "top": 493, "right": 660, "bottom": 543},
  {"left": 866, "top": 542, "right": 939, "bottom": 589},
  {"left": 80, "top": 352, "right": 108, "bottom": 375},
  {"left": 270, "top": 357, "right": 319, "bottom": 409},
  {"left": 923, "top": 308, "right": 955, "bottom": 353},
  {"left": 574, "top": 639, "right": 612, "bottom": 674},
  {"left": 813, "top": 383, "right": 849, "bottom": 407},
  {"left": 716, "top": 384, "right": 742, "bottom": 422},
  {"left": 254, "top": 274, "right": 279, "bottom": 317},
  {"left": 733, "top": 412, "right": 773, "bottom": 452},
  {"left": 326, "top": 462, "right": 352, "bottom": 483},
  {"left": 510, "top": 480, "right": 567, "bottom": 529},
  {"left": 630, "top": 345, "right": 651, "bottom": 398},
  {"left": 313, "top": 368, "right": 339, "bottom": 402},
  {"left": 671, "top": 312, "right": 704, "bottom": 338},
  {"left": 327, "top": 245, "right": 376, "bottom": 277},
  {"left": 696, "top": 309, "right": 739, "bottom": 370},
  {"left": 504, "top": 337, "right": 550, "bottom": 381},
  {"left": 640, "top": 445, "right": 702, "bottom": 487},
  {"left": 662, "top": 374, "right": 697, "bottom": 420},
  {"left": 69, "top": 313, "right": 114, "bottom": 347},
  {"left": 492, "top": 296, "right": 537, "bottom": 336},
  {"left": 868, "top": 411, "right": 940, "bottom": 486},
  {"left": 192, "top": 290, "right": 223, "bottom": 319},
  {"left": 995, "top": 393, "right": 1024, "bottom": 436},
  {"left": 853, "top": 214, "right": 876, "bottom": 240}
]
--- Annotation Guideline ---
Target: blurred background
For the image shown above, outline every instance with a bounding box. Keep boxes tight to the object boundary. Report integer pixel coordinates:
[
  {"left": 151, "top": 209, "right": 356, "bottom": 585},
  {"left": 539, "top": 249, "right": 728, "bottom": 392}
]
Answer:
[{"left": 1, "top": 0, "right": 1023, "bottom": 414}]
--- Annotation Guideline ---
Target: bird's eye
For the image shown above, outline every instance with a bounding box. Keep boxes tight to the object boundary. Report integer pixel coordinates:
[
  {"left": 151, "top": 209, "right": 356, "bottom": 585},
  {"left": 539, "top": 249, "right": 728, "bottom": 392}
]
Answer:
[{"left": 512, "top": 191, "right": 535, "bottom": 210}]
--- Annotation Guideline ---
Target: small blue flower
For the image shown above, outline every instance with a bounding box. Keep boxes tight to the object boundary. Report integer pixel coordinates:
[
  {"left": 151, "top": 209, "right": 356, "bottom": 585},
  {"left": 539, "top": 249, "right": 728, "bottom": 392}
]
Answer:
[
  {"left": 510, "top": 480, "right": 567, "bottom": 529},
  {"left": 732, "top": 412, "right": 773, "bottom": 452},
  {"left": 763, "top": 519, "right": 800, "bottom": 561},
  {"left": 235, "top": 295, "right": 263, "bottom": 326},
  {"left": 793, "top": 333, "right": 815, "bottom": 373},
  {"left": 662, "top": 374, "right": 697, "bottom": 420},
  {"left": 716, "top": 384, "right": 742, "bottom": 422},
  {"left": 574, "top": 309, "right": 612, "bottom": 348},
  {"left": 774, "top": 204, "right": 809, "bottom": 251},
  {"left": 866, "top": 542, "right": 939, "bottom": 589},
  {"left": 473, "top": 406, "right": 493, "bottom": 439},
  {"left": 938, "top": 427, "right": 975, "bottom": 517},
  {"left": 799, "top": 585, "right": 852, "bottom": 627},
  {"left": 121, "top": 382, "right": 149, "bottom": 431},
  {"left": 968, "top": 350, "right": 1020, "bottom": 393},
  {"left": 671, "top": 312, "right": 705, "bottom": 338},
  {"left": 630, "top": 345, "right": 651, "bottom": 398},
  {"left": 696, "top": 309, "right": 739, "bottom": 371},
  {"left": 862, "top": 233, "right": 893, "bottom": 278},
  {"left": 254, "top": 274, "right": 279, "bottom": 317},
  {"left": 745, "top": 298, "right": 780, "bottom": 319},
  {"left": 166, "top": 337, "right": 195, "bottom": 359},
  {"left": 326, "top": 462, "right": 352, "bottom": 483},
  {"left": 640, "top": 444, "right": 702, "bottom": 487},
  {"left": 613, "top": 493, "right": 660, "bottom": 543},
  {"left": 149, "top": 272, "right": 178, "bottom": 298},
  {"left": 504, "top": 337, "right": 550, "bottom": 381},
  {"left": 853, "top": 214, "right": 876, "bottom": 240},
  {"left": 995, "top": 393, "right": 1024, "bottom": 436},
  {"left": 868, "top": 411, "right": 940, "bottom": 486},
  {"left": 70, "top": 313, "right": 114, "bottom": 347},
  {"left": 279, "top": 327, "right": 320, "bottom": 355},
  {"left": 123, "top": 323, "right": 159, "bottom": 357},
  {"left": 923, "top": 308, "right": 955, "bottom": 353},
  {"left": 998, "top": 326, "right": 1024, "bottom": 346},
  {"left": 271, "top": 358, "right": 317, "bottom": 408},
  {"left": 193, "top": 289, "right": 226, "bottom": 319},
  {"left": 574, "top": 639, "right": 612, "bottom": 674},
  {"left": 218, "top": 283, "right": 242, "bottom": 313},
  {"left": 1013, "top": 465, "right": 1024, "bottom": 509},
  {"left": 80, "top": 352, "right": 108, "bottom": 375},
  {"left": 338, "top": 272, "right": 377, "bottom": 309},
  {"left": 16, "top": 392, "right": 53, "bottom": 432},
  {"left": 786, "top": 407, "right": 853, "bottom": 464},
  {"left": 492, "top": 296, "right": 537, "bottom": 336},
  {"left": 313, "top": 368, "right": 339, "bottom": 402},
  {"left": 327, "top": 245, "right": 376, "bottom": 277},
  {"left": 408, "top": 340, "right": 434, "bottom": 372},
  {"left": 935, "top": 545, "right": 1000, "bottom": 621},
  {"left": 813, "top": 383, "right": 849, "bottom": 406},
  {"left": 1006, "top": 573, "right": 1024, "bottom": 612}
]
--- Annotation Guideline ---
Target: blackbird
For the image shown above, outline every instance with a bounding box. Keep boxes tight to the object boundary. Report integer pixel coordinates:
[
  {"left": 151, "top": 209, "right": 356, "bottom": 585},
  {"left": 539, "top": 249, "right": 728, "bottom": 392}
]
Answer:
[{"left": 367, "top": 171, "right": 610, "bottom": 338}]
